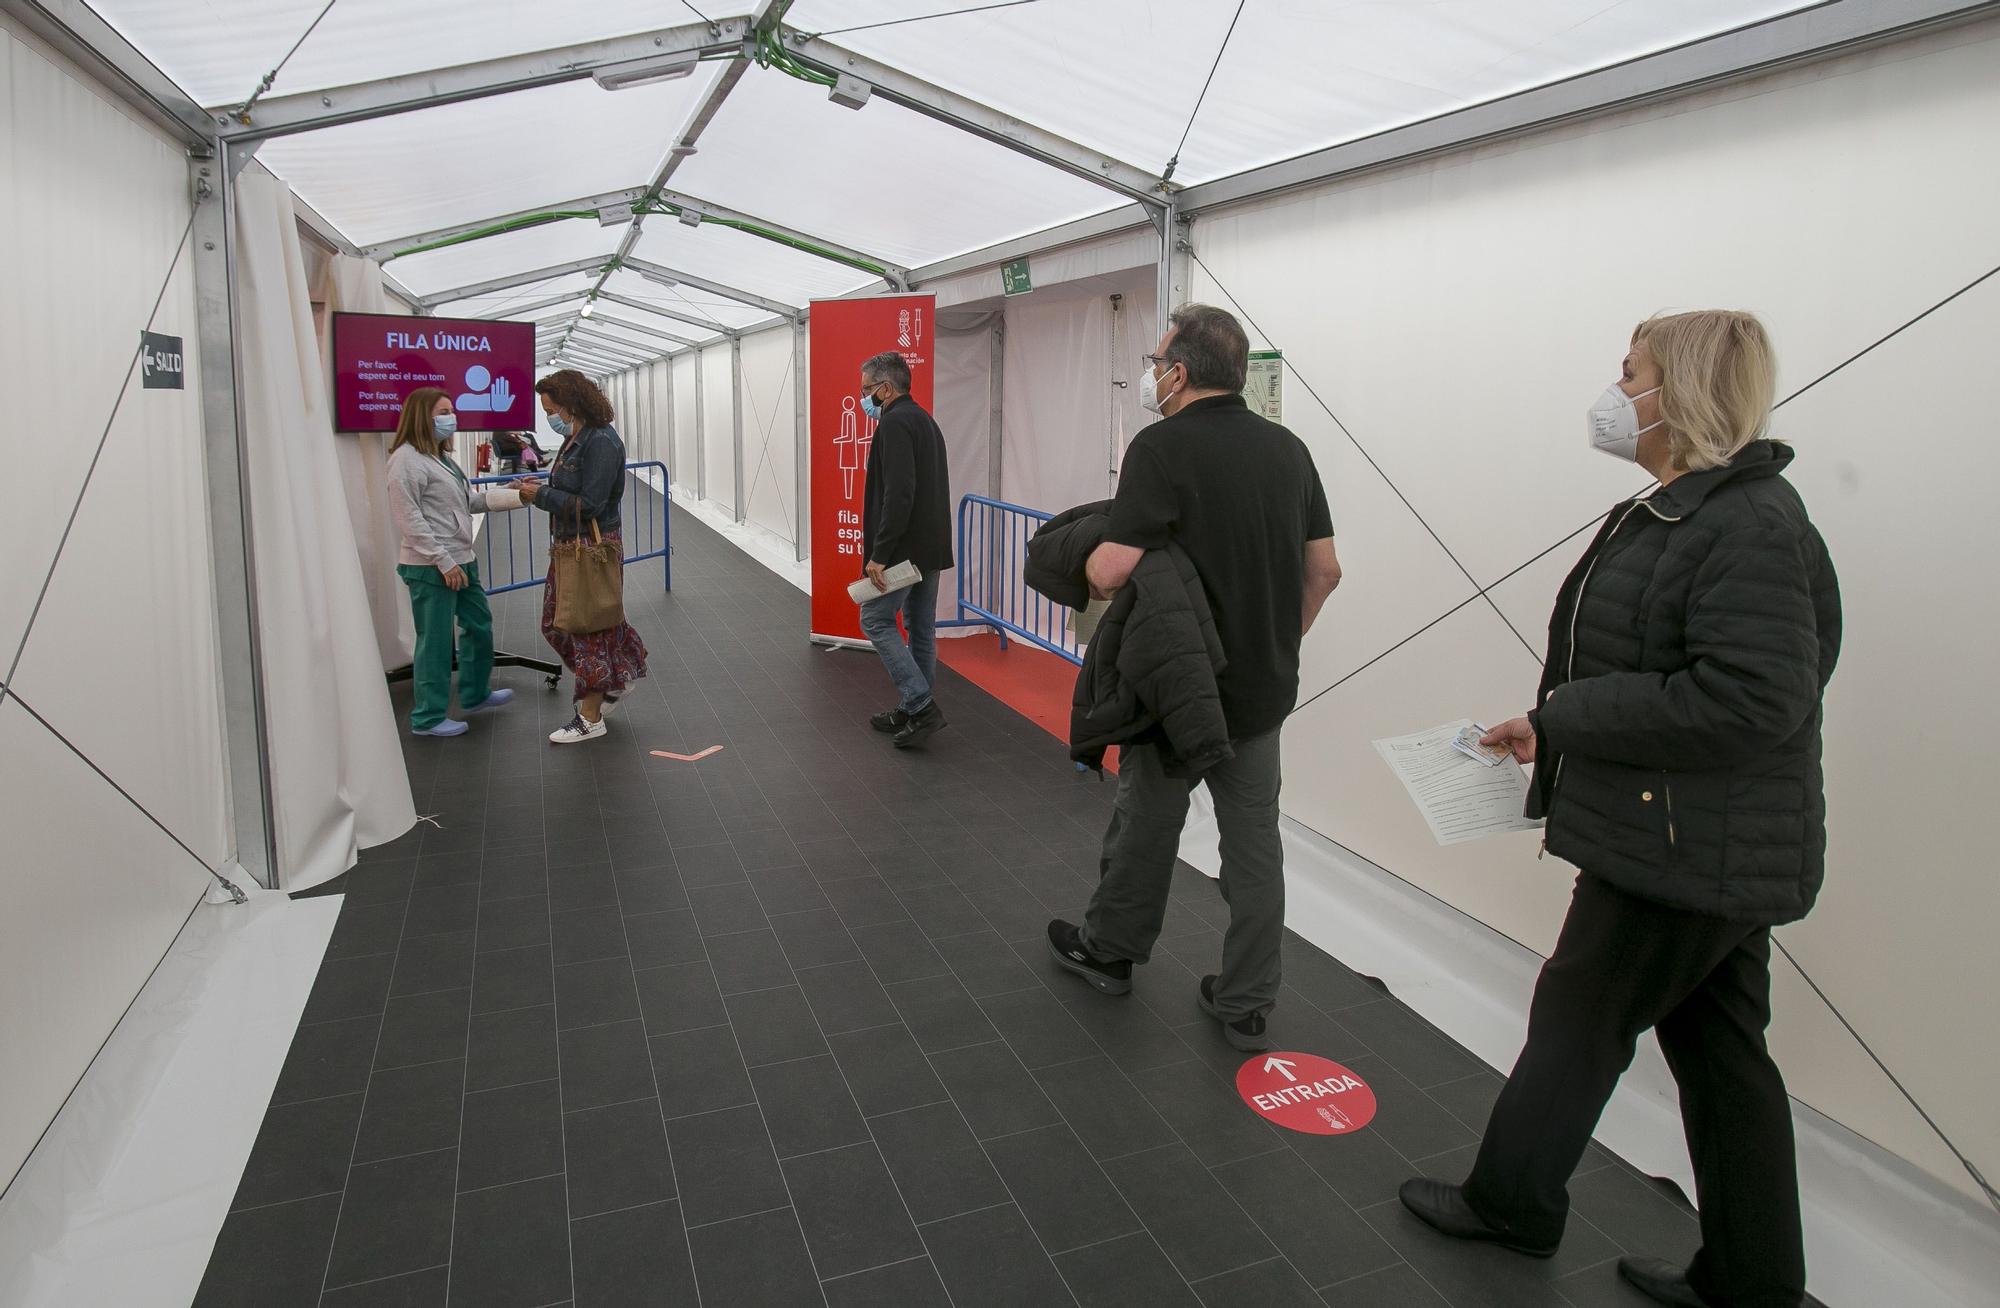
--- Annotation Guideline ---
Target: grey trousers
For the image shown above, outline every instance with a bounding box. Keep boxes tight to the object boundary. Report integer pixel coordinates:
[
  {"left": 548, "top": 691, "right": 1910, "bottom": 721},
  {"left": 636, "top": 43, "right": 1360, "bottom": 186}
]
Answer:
[{"left": 1078, "top": 729, "right": 1285, "bottom": 1020}]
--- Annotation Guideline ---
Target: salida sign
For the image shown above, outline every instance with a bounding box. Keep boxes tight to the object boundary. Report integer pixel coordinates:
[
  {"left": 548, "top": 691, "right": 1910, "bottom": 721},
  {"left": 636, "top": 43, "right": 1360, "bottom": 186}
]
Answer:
[
  {"left": 806, "top": 294, "right": 936, "bottom": 646},
  {"left": 331, "top": 311, "right": 534, "bottom": 434},
  {"left": 1235, "top": 1052, "right": 1377, "bottom": 1136}
]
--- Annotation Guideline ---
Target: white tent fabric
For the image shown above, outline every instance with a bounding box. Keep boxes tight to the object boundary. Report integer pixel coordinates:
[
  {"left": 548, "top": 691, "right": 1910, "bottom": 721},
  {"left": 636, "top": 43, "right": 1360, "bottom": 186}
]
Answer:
[
  {"left": 700, "top": 345, "right": 737, "bottom": 514},
  {"left": 785, "top": 0, "right": 1817, "bottom": 184},
  {"left": 32, "top": 4, "right": 2000, "bottom": 1294},
  {"left": 669, "top": 65, "right": 1117, "bottom": 265},
  {"left": 257, "top": 76, "right": 713, "bottom": 247},
  {"left": 0, "top": 17, "right": 227, "bottom": 1194},
  {"left": 320, "top": 254, "right": 415, "bottom": 670},
  {"left": 737, "top": 326, "right": 800, "bottom": 546},
  {"left": 233, "top": 171, "right": 416, "bottom": 891}
]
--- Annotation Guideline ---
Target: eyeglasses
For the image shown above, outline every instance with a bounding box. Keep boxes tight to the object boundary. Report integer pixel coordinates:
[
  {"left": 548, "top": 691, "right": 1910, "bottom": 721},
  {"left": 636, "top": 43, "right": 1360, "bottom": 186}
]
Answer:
[{"left": 1142, "top": 354, "right": 1173, "bottom": 372}]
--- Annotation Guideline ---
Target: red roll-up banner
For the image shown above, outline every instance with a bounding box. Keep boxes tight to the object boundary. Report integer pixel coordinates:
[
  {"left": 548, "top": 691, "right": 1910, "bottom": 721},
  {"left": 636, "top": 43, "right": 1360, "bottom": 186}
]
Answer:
[{"left": 807, "top": 294, "right": 936, "bottom": 646}]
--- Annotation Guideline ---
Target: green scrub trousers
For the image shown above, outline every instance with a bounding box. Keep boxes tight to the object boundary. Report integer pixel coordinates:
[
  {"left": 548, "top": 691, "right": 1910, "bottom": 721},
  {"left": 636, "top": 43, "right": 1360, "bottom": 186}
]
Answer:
[{"left": 398, "top": 559, "right": 494, "bottom": 730}]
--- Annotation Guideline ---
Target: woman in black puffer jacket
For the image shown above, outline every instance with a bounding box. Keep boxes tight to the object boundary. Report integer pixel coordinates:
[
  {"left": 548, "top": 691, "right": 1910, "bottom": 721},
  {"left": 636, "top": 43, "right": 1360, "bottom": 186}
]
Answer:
[{"left": 1400, "top": 311, "right": 1840, "bottom": 1308}]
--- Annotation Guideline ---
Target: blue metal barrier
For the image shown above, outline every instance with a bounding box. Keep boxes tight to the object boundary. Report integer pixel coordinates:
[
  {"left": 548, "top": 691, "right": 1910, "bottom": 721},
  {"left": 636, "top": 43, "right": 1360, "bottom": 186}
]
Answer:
[
  {"left": 469, "top": 460, "right": 672, "bottom": 596},
  {"left": 938, "top": 493, "right": 1084, "bottom": 667}
]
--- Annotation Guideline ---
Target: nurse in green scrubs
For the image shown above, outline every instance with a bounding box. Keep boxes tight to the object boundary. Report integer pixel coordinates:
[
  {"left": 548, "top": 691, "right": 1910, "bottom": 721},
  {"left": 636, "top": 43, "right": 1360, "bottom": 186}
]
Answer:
[{"left": 384, "top": 387, "right": 517, "bottom": 736}]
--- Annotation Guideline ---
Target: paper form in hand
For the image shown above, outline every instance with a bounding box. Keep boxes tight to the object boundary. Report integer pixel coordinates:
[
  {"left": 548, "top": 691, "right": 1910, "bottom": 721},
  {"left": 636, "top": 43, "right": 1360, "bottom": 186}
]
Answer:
[{"left": 1373, "top": 719, "right": 1543, "bottom": 847}]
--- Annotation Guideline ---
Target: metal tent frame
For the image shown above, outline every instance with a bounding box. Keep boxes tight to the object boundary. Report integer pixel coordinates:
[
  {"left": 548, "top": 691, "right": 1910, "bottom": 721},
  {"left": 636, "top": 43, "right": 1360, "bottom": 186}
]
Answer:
[{"left": 7, "top": 0, "right": 1995, "bottom": 888}]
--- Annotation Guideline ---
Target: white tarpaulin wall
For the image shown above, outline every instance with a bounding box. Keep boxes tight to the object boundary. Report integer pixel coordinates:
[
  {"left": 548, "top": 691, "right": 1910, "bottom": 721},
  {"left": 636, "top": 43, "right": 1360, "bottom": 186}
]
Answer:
[
  {"left": 737, "top": 326, "right": 799, "bottom": 548},
  {"left": 17, "top": 0, "right": 2000, "bottom": 1297},
  {"left": 671, "top": 353, "right": 701, "bottom": 498},
  {"left": 0, "top": 17, "right": 229, "bottom": 1193},
  {"left": 700, "top": 345, "right": 737, "bottom": 516},
  {"left": 1181, "top": 17, "right": 2000, "bottom": 1228}
]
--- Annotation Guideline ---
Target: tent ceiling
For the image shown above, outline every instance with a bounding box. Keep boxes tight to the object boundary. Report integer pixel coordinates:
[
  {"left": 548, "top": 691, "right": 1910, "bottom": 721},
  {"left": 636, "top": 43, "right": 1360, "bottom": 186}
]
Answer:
[
  {"left": 97, "top": 0, "right": 745, "bottom": 106},
  {"left": 783, "top": 0, "right": 1818, "bottom": 186},
  {"left": 90, "top": 0, "right": 1828, "bottom": 368},
  {"left": 256, "top": 77, "right": 710, "bottom": 248},
  {"left": 669, "top": 64, "right": 1120, "bottom": 266}
]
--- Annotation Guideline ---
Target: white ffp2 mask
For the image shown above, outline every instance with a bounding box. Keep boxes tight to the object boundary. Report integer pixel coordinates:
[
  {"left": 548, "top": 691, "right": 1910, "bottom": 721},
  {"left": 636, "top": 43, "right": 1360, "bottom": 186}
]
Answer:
[
  {"left": 1586, "top": 384, "right": 1661, "bottom": 462},
  {"left": 1139, "top": 364, "right": 1177, "bottom": 416}
]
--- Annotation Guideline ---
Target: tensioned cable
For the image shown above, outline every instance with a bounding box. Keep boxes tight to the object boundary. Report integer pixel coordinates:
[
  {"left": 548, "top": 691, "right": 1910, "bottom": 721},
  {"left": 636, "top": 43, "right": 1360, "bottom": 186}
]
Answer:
[
  {"left": 680, "top": 0, "right": 718, "bottom": 27},
  {"left": 806, "top": 0, "right": 1041, "bottom": 38},
  {"left": 1289, "top": 254, "right": 2000, "bottom": 716},
  {"left": 1276, "top": 804, "right": 2000, "bottom": 1216},
  {"left": 741, "top": 349, "right": 798, "bottom": 537},
  {"left": 1256, "top": 254, "right": 2000, "bottom": 1212},
  {"left": 0, "top": 897, "right": 201, "bottom": 1205},
  {"left": 233, "top": 0, "right": 341, "bottom": 121},
  {"left": 2, "top": 214, "right": 194, "bottom": 712},
  {"left": 3, "top": 692, "right": 244, "bottom": 901},
  {"left": 1162, "top": 0, "right": 1247, "bottom": 184},
  {"left": 1189, "top": 249, "right": 1541, "bottom": 660},
  {"left": 1772, "top": 938, "right": 1999, "bottom": 1214}
]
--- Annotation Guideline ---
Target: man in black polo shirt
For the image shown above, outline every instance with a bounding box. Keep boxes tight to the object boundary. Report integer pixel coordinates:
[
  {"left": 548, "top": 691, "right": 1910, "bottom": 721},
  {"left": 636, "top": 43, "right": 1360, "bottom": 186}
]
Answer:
[
  {"left": 1048, "top": 305, "right": 1341, "bottom": 1050},
  {"left": 857, "top": 350, "right": 954, "bottom": 749}
]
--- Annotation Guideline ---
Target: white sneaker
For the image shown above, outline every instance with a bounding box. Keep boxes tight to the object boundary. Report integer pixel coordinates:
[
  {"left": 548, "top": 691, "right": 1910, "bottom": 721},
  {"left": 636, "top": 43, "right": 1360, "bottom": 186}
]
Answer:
[
  {"left": 599, "top": 693, "right": 621, "bottom": 716},
  {"left": 550, "top": 713, "right": 608, "bottom": 745}
]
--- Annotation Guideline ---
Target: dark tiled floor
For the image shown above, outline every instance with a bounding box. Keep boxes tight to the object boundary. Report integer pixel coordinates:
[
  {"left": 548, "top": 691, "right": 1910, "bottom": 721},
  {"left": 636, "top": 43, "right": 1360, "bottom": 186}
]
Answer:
[{"left": 195, "top": 499, "right": 1694, "bottom": 1308}]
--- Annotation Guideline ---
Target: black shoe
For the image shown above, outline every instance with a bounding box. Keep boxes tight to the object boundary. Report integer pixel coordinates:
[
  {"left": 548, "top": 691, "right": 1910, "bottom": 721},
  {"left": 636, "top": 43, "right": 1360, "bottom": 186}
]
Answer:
[
  {"left": 870, "top": 707, "right": 910, "bottom": 734},
  {"left": 1617, "top": 1258, "right": 1714, "bottom": 1307},
  {"left": 891, "top": 702, "right": 946, "bottom": 749},
  {"left": 1397, "top": 1179, "right": 1559, "bottom": 1258},
  {"left": 1045, "top": 920, "right": 1132, "bottom": 995},
  {"left": 1197, "top": 975, "right": 1273, "bottom": 1051}
]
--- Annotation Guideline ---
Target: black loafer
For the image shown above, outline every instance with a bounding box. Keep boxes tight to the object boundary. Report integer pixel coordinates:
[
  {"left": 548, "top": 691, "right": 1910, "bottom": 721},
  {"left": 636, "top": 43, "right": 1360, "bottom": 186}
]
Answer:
[
  {"left": 1045, "top": 920, "right": 1132, "bottom": 995},
  {"left": 1397, "top": 1179, "right": 1559, "bottom": 1258},
  {"left": 1617, "top": 1258, "right": 1713, "bottom": 1307}
]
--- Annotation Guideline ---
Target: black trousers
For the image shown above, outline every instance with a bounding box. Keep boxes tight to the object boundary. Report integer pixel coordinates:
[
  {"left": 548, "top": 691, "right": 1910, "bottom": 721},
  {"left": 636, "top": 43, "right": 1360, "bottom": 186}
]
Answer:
[{"left": 1463, "top": 873, "right": 1806, "bottom": 1308}]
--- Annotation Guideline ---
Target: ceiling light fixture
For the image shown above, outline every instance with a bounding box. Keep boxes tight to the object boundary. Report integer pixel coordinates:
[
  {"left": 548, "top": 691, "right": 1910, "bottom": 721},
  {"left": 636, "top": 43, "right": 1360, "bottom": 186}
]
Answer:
[{"left": 591, "top": 51, "right": 699, "bottom": 91}]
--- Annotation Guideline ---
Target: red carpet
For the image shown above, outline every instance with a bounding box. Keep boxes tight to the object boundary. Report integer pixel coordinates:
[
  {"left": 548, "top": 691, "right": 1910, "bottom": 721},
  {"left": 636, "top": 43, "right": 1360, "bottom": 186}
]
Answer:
[{"left": 939, "top": 632, "right": 1117, "bottom": 772}]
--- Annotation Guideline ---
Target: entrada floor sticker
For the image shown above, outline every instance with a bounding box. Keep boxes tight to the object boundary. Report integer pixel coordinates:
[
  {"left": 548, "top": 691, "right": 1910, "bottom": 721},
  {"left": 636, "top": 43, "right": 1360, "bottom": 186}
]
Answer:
[
  {"left": 1235, "top": 1051, "right": 1377, "bottom": 1135},
  {"left": 650, "top": 746, "right": 724, "bottom": 762}
]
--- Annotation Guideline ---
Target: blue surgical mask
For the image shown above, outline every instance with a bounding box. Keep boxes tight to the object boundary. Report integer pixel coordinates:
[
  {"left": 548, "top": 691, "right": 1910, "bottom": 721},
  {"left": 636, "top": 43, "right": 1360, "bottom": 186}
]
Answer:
[
  {"left": 547, "top": 412, "right": 572, "bottom": 437},
  {"left": 433, "top": 412, "right": 458, "bottom": 440},
  {"left": 860, "top": 390, "right": 882, "bottom": 420}
]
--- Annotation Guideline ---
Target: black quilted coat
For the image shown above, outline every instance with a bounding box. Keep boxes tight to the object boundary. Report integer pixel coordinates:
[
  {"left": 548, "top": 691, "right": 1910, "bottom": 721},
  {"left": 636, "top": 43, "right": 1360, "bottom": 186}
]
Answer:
[
  {"left": 1025, "top": 503, "right": 1232, "bottom": 777},
  {"left": 1528, "top": 440, "right": 1841, "bottom": 924}
]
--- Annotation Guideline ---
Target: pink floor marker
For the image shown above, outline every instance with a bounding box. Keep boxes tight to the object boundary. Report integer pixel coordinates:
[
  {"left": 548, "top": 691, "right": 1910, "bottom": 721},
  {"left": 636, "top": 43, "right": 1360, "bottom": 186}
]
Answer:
[{"left": 650, "top": 746, "right": 724, "bottom": 762}]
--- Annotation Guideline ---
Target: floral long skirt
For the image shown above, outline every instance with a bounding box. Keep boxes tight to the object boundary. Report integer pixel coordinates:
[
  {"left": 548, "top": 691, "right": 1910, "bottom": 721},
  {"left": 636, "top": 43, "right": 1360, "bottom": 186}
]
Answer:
[{"left": 542, "top": 534, "right": 649, "bottom": 701}]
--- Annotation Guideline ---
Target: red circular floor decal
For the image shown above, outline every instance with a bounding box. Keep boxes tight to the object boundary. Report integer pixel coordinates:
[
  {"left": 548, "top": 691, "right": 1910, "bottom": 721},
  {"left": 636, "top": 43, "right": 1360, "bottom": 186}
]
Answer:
[{"left": 1235, "top": 1052, "right": 1376, "bottom": 1135}]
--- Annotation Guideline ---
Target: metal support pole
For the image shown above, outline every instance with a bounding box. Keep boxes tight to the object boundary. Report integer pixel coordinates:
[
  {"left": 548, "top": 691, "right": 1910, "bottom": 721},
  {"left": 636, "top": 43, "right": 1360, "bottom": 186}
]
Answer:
[
  {"left": 988, "top": 318, "right": 1005, "bottom": 500},
  {"left": 1154, "top": 200, "right": 1180, "bottom": 333},
  {"left": 189, "top": 148, "right": 277, "bottom": 889},
  {"left": 695, "top": 349, "right": 707, "bottom": 502},
  {"left": 792, "top": 317, "right": 809, "bottom": 563},
  {"left": 732, "top": 336, "right": 746, "bottom": 524},
  {"left": 664, "top": 355, "right": 678, "bottom": 494}
]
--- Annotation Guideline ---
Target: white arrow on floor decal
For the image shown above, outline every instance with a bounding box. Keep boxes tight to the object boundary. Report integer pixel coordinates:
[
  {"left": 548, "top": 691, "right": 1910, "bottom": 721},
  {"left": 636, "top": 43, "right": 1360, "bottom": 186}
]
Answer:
[{"left": 1263, "top": 1056, "right": 1298, "bottom": 1082}]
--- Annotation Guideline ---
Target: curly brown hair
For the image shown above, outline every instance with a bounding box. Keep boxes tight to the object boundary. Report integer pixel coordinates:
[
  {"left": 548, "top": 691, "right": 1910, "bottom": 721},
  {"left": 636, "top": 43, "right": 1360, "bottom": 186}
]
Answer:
[{"left": 534, "top": 369, "right": 615, "bottom": 430}]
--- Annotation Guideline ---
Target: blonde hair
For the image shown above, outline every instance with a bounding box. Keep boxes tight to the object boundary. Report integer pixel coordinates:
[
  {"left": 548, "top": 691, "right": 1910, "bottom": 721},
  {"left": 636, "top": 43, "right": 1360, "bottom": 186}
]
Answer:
[
  {"left": 1633, "top": 311, "right": 1777, "bottom": 471},
  {"left": 390, "top": 386, "right": 451, "bottom": 459}
]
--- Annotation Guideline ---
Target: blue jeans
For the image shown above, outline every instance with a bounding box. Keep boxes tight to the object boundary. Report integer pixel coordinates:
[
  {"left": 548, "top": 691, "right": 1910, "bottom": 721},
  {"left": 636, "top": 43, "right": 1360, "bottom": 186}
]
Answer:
[{"left": 859, "top": 570, "right": 941, "bottom": 714}]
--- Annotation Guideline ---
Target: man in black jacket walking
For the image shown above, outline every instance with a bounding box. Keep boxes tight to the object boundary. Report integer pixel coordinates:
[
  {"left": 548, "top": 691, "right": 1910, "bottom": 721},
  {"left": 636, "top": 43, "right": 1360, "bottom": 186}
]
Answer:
[
  {"left": 857, "top": 350, "right": 953, "bottom": 748},
  {"left": 1046, "top": 305, "right": 1341, "bottom": 1051}
]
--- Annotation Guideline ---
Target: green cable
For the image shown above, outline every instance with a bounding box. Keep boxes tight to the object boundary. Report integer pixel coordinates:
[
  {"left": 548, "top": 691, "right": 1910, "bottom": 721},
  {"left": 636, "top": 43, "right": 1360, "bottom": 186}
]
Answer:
[
  {"left": 632, "top": 201, "right": 886, "bottom": 277},
  {"left": 384, "top": 210, "right": 599, "bottom": 261}
]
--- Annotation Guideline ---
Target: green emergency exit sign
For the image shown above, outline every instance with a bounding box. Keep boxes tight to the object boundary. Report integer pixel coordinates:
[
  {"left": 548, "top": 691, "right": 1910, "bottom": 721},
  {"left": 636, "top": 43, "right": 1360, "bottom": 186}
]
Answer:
[{"left": 1001, "top": 258, "right": 1033, "bottom": 295}]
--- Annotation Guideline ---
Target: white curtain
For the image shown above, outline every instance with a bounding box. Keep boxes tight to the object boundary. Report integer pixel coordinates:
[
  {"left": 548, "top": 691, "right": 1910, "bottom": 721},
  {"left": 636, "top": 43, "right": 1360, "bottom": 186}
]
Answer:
[
  {"left": 234, "top": 172, "right": 416, "bottom": 890},
  {"left": 1000, "top": 272, "right": 1157, "bottom": 514},
  {"left": 933, "top": 312, "right": 998, "bottom": 636},
  {"left": 320, "top": 255, "right": 415, "bottom": 670}
]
